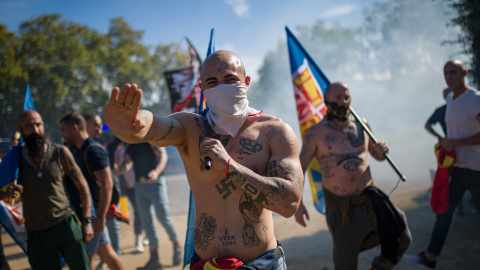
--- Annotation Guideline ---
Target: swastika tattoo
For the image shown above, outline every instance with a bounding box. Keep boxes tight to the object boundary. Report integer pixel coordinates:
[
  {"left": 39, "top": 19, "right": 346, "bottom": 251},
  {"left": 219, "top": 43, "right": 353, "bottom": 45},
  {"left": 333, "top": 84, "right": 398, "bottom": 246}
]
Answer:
[{"left": 215, "top": 178, "right": 237, "bottom": 199}]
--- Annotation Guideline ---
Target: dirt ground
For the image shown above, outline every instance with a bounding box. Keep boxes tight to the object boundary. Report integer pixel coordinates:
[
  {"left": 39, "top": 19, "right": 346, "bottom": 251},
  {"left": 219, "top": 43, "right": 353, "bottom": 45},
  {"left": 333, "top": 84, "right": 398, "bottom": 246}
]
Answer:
[{"left": 2, "top": 174, "right": 479, "bottom": 270}]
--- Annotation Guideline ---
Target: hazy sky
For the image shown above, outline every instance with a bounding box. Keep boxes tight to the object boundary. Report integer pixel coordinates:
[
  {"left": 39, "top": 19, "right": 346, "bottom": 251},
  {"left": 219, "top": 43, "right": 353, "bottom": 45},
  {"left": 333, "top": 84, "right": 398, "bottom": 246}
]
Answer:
[
  {"left": 0, "top": 0, "right": 377, "bottom": 79},
  {"left": 0, "top": 0, "right": 461, "bottom": 191}
]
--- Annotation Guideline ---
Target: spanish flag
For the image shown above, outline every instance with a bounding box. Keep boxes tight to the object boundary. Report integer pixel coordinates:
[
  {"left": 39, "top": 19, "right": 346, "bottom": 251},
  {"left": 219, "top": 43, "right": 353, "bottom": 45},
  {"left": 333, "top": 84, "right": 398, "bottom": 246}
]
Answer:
[{"left": 286, "top": 27, "right": 330, "bottom": 214}]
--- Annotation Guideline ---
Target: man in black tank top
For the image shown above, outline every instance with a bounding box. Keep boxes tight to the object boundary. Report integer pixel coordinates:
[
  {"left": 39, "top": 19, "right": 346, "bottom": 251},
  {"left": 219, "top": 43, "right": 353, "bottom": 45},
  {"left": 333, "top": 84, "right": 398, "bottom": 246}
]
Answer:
[
  {"left": 120, "top": 143, "right": 181, "bottom": 269},
  {"left": 5, "top": 110, "right": 93, "bottom": 270}
]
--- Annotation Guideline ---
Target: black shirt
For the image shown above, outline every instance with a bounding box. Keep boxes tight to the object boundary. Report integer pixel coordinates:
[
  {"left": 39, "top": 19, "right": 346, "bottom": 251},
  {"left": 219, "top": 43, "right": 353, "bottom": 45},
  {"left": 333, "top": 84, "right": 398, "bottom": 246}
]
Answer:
[
  {"left": 426, "top": 104, "right": 447, "bottom": 136},
  {"left": 70, "top": 137, "right": 109, "bottom": 209},
  {"left": 126, "top": 143, "right": 158, "bottom": 181}
]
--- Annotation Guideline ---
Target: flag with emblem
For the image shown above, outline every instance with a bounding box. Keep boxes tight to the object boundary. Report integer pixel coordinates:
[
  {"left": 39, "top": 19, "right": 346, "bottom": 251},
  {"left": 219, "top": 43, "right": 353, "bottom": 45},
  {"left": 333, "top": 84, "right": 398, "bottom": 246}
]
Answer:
[
  {"left": 164, "top": 38, "right": 202, "bottom": 113},
  {"left": 0, "top": 85, "right": 34, "bottom": 254},
  {"left": 183, "top": 28, "right": 215, "bottom": 268},
  {"left": 286, "top": 26, "right": 331, "bottom": 214}
]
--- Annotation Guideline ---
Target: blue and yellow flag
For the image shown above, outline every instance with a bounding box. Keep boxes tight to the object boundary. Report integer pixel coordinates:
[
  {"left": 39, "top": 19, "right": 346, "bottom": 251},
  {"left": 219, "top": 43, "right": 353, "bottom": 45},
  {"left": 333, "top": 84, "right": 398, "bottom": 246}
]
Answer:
[
  {"left": 183, "top": 28, "right": 215, "bottom": 268},
  {"left": 0, "top": 84, "right": 35, "bottom": 255},
  {"left": 286, "top": 27, "right": 330, "bottom": 214}
]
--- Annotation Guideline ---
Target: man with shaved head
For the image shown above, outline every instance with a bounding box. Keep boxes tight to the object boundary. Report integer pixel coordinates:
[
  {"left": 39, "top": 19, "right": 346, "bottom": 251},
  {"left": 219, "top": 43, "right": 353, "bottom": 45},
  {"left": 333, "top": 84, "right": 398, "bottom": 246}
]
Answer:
[
  {"left": 9, "top": 110, "right": 93, "bottom": 269},
  {"left": 294, "top": 82, "right": 412, "bottom": 270},
  {"left": 403, "top": 60, "right": 480, "bottom": 269},
  {"left": 104, "top": 50, "right": 303, "bottom": 269}
]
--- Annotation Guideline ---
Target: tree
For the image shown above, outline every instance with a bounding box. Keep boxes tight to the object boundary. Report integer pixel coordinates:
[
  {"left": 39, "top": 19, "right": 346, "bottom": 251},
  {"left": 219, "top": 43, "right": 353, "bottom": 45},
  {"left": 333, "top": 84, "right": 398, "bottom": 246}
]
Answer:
[
  {"left": 447, "top": 0, "right": 480, "bottom": 89},
  {"left": 102, "top": 17, "right": 189, "bottom": 116},
  {"left": 0, "top": 14, "right": 106, "bottom": 139},
  {"left": 0, "top": 15, "right": 189, "bottom": 140},
  {"left": 0, "top": 24, "right": 27, "bottom": 136}
]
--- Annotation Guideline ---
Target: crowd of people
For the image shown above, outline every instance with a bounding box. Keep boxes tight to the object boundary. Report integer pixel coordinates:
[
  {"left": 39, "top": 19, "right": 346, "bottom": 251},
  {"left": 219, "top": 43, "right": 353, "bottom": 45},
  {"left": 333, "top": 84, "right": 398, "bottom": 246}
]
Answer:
[{"left": 0, "top": 52, "right": 478, "bottom": 270}]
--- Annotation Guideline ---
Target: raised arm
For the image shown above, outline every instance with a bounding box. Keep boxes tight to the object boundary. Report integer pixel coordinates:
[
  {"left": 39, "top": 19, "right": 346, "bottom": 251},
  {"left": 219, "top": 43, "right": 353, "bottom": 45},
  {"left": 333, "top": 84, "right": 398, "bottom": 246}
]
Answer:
[
  {"left": 104, "top": 83, "right": 186, "bottom": 147},
  {"left": 59, "top": 146, "right": 93, "bottom": 242}
]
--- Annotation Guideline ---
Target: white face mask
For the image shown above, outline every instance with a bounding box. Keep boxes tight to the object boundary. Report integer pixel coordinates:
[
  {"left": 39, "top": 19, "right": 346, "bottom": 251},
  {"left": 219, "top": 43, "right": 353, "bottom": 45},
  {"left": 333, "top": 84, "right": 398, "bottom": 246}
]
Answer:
[{"left": 204, "top": 84, "right": 261, "bottom": 137}]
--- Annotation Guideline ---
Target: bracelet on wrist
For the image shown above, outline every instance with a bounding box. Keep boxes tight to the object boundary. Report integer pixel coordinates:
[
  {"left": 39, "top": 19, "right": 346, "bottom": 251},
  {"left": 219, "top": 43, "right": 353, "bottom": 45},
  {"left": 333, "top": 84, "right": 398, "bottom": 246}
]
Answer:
[
  {"left": 83, "top": 217, "right": 93, "bottom": 223},
  {"left": 224, "top": 157, "right": 231, "bottom": 177}
]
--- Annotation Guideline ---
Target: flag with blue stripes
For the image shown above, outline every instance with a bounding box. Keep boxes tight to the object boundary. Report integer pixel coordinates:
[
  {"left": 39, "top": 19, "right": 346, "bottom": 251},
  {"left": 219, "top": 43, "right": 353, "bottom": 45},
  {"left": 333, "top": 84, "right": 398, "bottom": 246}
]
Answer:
[
  {"left": 183, "top": 28, "right": 215, "bottom": 268},
  {"left": 286, "top": 26, "right": 330, "bottom": 214}
]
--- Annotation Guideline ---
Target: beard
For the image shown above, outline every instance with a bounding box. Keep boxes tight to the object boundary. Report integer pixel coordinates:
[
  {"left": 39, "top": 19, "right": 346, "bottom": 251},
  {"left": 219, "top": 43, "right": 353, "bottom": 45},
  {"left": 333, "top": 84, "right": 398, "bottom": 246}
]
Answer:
[
  {"left": 325, "top": 100, "right": 351, "bottom": 122},
  {"left": 24, "top": 133, "right": 47, "bottom": 156}
]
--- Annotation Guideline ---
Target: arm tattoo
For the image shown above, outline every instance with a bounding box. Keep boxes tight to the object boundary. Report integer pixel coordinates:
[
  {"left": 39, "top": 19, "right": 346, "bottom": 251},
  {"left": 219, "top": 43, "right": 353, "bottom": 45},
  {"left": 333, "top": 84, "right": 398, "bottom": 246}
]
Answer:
[
  {"left": 156, "top": 118, "right": 174, "bottom": 141},
  {"left": 265, "top": 125, "right": 279, "bottom": 141},
  {"left": 59, "top": 147, "right": 81, "bottom": 182},
  {"left": 239, "top": 193, "right": 267, "bottom": 247},
  {"left": 194, "top": 212, "right": 217, "bottom": 251},
  {"left": 193, "top": 115, "right": 201, "bottom": 128},
  {"left": 229, "top": 167, "right": 287, "bottom": 208},
  {"left": 300, "top": 131, "right": 316, "bottom": 170}
]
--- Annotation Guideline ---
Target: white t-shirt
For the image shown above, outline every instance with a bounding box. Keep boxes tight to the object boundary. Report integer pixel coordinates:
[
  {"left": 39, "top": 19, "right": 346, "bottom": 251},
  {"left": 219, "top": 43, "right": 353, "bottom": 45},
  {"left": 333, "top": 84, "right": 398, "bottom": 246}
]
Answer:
[{"left": 446, "top": 89, "right": 480, "bottom": 170}]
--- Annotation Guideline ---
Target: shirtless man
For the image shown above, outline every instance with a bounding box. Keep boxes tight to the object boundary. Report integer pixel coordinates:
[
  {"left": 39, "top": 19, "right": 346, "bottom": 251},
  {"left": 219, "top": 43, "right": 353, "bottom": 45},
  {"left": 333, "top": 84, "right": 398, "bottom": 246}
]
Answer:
[
  {"left": 294, "top": 82, "right": 411, "bottom": 270},
  {"left": 104, "top": 50, "right": 303, "bottom": 269}
]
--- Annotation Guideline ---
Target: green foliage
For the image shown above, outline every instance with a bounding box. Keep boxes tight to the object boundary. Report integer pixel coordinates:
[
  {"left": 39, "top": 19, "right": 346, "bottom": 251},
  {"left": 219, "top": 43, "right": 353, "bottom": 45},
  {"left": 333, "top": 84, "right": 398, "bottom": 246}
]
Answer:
[
  {"left": 447, "top": 0, "right": 480, "bottom": 89},
  {"left": 0, "top": 14, "right": 189, "bottom": 141}
]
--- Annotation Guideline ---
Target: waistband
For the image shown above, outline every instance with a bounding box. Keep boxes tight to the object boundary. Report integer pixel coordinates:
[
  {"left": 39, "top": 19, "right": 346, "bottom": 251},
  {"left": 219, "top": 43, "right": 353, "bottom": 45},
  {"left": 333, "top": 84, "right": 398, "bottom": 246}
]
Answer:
[
  {"left": 190, "top": 241, "right": 283, "bottom": 269},
  {"left": 323, "top": 187, "right": 376, "bottom": 228}
]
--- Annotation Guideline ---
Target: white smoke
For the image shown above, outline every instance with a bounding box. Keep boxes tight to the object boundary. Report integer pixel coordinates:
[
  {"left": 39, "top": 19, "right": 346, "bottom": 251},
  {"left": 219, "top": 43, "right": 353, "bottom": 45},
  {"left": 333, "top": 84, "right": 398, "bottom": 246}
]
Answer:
[{"left": 249, "top": 0, "right": 466, "bottom": 193}]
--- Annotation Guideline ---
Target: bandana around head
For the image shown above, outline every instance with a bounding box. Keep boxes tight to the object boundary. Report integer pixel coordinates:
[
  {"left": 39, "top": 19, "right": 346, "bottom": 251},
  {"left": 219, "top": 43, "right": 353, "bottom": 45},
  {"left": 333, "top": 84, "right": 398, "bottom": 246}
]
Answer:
[{"left": 204, "top": 84, "right": 262, "bottom": 137}]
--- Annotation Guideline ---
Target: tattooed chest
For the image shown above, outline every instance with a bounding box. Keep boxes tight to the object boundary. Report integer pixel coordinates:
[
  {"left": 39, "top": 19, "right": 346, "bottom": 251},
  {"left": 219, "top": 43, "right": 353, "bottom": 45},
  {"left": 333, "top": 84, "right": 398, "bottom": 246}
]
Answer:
[
  {"left": 324, "top": 125, "right": 366, "bottom": 151},
  {"left": 227, "top": 137, "right": 268, "bottom": 165}
]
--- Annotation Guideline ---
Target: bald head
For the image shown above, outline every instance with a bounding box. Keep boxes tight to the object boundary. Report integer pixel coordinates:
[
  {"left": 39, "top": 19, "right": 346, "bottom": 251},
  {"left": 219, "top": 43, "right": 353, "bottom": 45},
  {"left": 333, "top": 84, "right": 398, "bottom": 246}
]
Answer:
[
  {"left": 444, "top": 59, "right": 468, "bottom": 93},
  {"left": 200, "top": 50, "right": 249, "bottom": 90},
  {"left": 325, "top": 82, "right": 349, "bottom": 101},
  {"left": 16, "top": 110, "right": 44, "bottom": 137},
  {"left": 444, "top": 59, "right": 466, "bottom": 72}
]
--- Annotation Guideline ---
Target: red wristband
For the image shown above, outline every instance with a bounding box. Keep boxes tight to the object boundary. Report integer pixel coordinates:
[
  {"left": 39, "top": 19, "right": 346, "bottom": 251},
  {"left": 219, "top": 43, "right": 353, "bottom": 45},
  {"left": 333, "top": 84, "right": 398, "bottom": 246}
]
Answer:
[{"left": 224, "top": 157, "right": 231, "bottom": 177}]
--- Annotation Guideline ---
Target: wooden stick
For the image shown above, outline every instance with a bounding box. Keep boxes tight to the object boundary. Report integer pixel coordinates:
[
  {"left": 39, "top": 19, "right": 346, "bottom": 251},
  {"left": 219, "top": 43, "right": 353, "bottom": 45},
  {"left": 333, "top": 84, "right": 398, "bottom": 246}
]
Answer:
[{"left": 350, "top": 108, "right": 407, "bottom": 182}]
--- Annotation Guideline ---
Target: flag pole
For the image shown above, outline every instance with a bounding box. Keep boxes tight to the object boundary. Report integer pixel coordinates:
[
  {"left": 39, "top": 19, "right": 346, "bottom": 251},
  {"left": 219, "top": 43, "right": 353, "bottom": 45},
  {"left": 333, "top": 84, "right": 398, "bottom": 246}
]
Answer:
[{"left": 350, "top": 108, "right": 407, "bottom": 182}]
